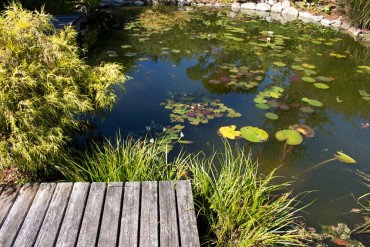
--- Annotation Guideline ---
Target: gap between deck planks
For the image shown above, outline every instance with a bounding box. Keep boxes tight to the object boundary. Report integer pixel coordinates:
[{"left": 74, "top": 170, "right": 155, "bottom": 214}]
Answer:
[{"left": 0, "top": 181, "right": 200, "bottom": 247}]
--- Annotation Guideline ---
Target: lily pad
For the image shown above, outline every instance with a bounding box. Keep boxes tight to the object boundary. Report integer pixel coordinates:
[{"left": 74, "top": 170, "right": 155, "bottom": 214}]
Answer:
[
  {"left": 291, "top": 65, "right": 305, "bottom": 71},
  {"left": 265, "top": 112, "right": 278, "bottom": 120},
  {"left": 255, "top": 103, "right": 270, "bottom": 110},
  {"left": 121, "top": 45, "right": 132, "bottom": 49},
  {"left": 334, "top": 151, "right": 356, "bottom": 164},
  {"left": 302, "top": 76, "right": 316, "bottom": 83},
  {"left": 289, "top": 124, "right": 315, "bottom": 137},
  {"left": 273, "top": 61, "right": 286, "bottom": 67},
  {"left": 300, "top": 106, "right": 315, "bottom": 113},
  {"left": 124, "top": 52, "right": 137, "bottom": 57},
  {"left": 218, "top": 125, "right": 241, "bottom": 140},
  {"left": 316, "top": 76, "right": 332, "bottom": 82},
  {"left": 314, "top": 83, "right": 329, "bottom": 89},
  {"left": 240, "top": 126, "right": 269, "bottom": 143},
  {"left": 302, "top": 98, "right": 323, "bottom": 107},
  {"left": 275, "top": 129, "right": 303, "bottom": 145}
]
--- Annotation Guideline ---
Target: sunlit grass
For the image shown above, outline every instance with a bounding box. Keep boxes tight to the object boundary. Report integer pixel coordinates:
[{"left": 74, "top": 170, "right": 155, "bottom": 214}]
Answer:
[
  {"left": 190, "top": 142, "right": 311, "bottom": 246},
  {"left": 60, "top": 135, "right": 189, "bottom": 182}
]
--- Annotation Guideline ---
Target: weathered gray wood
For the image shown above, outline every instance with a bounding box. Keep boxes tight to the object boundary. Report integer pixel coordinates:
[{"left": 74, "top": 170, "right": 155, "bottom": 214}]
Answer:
[
  {"left": 0, "top": 184, "right": 21, "bottom": 227},
  {"left": 97, "top": 182, "right": 123, "bottom": 247},
  {"left": 13, "top": 183, "right": 57, "bottom": 247},
  {"left": 119, "top": 182, "right": 140, "bottom": 247},
  {"left": 76, "top": 182, "right": 106, "bottom": 247},
  {"left": 0, "top": 185, "right": 4, "bottom": 195},
  {"left": 159, "top": 181, "right": 179, "bottom": 247},
  {"left": 55, "top": 182, "right": 90, "bottom": 247},
  {"left": 0, "top": 183, "right": 39, "bottom": 247},
  {"left": 34, "top": 183, "right": 73, "bottom": 247},
  {"left": 140, "top": 181, "right": 159, "bottom": 247},
  {"left": 176, "top": 180, "right": 200, "bottom": 247}
]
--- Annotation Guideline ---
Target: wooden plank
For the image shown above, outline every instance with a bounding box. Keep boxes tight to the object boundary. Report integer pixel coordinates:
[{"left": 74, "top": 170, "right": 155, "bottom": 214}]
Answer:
[
  {"left": 13, "top": 183, "right": 57, "bottom": 247},
  {"left": 118, "top": 182, "right": 140, "bottom": 247},
  {"left": 0, "top": 184, "right": 21, "bottom": 227},
  {"left": 55, "top": 182, "right": 90, "bottom": 247},
  {"left": 159, "top": 181, "right": 179, "bottom": 247},
  {"left": 76, "top": 182, "right": 106, "bottom": 247},
  {"left": 140, "top": 181, "right": 158, "bottom": 247},
  {"left": 97, "top": 182, "right": 124, "bottom": 247},
  {"left": 34, "top": 183, "right": 73, "bottom": 247},
  {"left": 0, "top": 183, "right": 39, "bottom": 247},
  {"left": 176, "top": 180, "right": 200, "bottom": 247}
]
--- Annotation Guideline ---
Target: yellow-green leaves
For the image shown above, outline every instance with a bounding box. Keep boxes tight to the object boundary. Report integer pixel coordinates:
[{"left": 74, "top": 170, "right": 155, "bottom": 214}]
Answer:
[
  {"left": 334, "top": 151, "right": 356, "bottom": 164},
  {"left": 217, "top": 125, "right": 241, "bottom": 139}
]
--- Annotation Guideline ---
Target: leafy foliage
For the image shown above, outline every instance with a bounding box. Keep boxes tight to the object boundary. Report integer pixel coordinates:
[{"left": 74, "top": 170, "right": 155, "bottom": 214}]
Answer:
[{"left": 0, "top": 3, "right": 125, "bottom": 172}]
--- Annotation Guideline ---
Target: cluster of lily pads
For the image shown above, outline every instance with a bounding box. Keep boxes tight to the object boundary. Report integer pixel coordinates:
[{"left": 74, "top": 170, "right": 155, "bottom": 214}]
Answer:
[
  {"left": 217, "top": 124, "right": 315, "bottom": 146},
  {"left": 206, "top": 63, "right": 265, "bottom": 91},
  {"left": 357, "top": 65, "right": 370, "bottom": 74},
  {"left": 160, "top": 93, "right": 241, "bottom": 126},
  {"left": 289, "top": 62, "right": 334, "bottom": 89}
]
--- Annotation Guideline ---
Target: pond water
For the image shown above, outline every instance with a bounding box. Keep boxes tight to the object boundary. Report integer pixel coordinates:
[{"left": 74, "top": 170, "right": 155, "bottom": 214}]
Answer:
[{"left": 89, "top": 6, "right": 369, "bottom": 232}]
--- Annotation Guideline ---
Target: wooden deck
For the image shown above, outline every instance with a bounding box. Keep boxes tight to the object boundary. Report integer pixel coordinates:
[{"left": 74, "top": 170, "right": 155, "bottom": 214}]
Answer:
[{"left": 0, "top": 181, "right": 200, "bottom": 247}]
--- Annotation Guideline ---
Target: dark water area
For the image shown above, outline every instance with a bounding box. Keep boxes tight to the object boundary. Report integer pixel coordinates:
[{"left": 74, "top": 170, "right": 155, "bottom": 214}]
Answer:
[{"left": 88, "top": 6, "right": 370, "bottom": 233}]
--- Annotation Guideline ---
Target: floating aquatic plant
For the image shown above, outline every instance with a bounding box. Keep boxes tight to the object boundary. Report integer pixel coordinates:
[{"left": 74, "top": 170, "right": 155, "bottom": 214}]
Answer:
[
  {"left": 302, "top": 97, "right": 323, "bottom": 107},
  {"left": 275, "top": 129, "right": 303, "bottom": 146},
  {"left": 217, "top": 125, "right": 241, "bottom": 140},
  {"left": 289, "top": 124, "right": 315, "bottom": 138},
  {"left": 240, "top": 126, "right": 269, "bottom": 143},
  {"left": 161, "top": 93, "right": 241, "bottom": 126},
  {"left": 359, "top": 90, "right": 370, "bottom": 101}
]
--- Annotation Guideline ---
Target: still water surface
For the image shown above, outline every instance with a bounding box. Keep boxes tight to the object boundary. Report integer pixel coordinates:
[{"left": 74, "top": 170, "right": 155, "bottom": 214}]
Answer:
[{"left": 89, "top": 6, "right": 369, "bottom": 230}]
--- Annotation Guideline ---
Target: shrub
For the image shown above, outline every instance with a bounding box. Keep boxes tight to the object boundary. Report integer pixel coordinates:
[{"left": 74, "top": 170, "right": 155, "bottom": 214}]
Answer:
[{"left": 0, "top": 2, "right": 126, "bottom": 172}]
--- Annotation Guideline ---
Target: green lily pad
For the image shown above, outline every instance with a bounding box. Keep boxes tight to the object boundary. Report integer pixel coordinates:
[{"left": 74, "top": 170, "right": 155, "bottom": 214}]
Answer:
[
  {"left": 291, "top": 65, "right": 305, "bottom": 71},
  {"left": 273, "top": 61, "right": 286, "bottom": 67},
  {"left": 172, "top": 49, "right": 181, "bottom": 53},
  {"left": 316, "top": 76, "right": 332, "bottom": 82},
  {"left": 265, "top": 112, "right": 278, "bottom": 120},
  {"left": 302, "top": 63, "right": 316, "bottom": 69},
  {"left": 304, "top": 69, "right": 317, "bottom": 76},
  {"left": 314, "top": 83, "right": 330, "bottom": 89},
  {"left": 218, "top": 125, "right": 241, "bottom": 140},
  {"left": 302, "top": 76, "right": 316, "bottom": 83},
  {"left": 334, "top": 151, "right": 356, "bottom": 163},
  {"left": 124, "top": 52, "right": 137, "bottom": 57},
  {"left": 300, "top": 106, "right": 315, "bottom": 113},
  {"left": 255, "top": 103, "right": 270, "bottom": 110},
  {"left": 240, "top": 126, "right": 269, "bottom": 143},
  {"left": 275, "top": 129, "right": 303, "bottom": 145},
  {"left": 121, "top": 45, "right": 132, "bottom": 49},
  {"left": 302, "top": 98, "right": 323, "bottom": 107},
  {"left": 254, "top": 98, "right": 267, "bottom": 104}
]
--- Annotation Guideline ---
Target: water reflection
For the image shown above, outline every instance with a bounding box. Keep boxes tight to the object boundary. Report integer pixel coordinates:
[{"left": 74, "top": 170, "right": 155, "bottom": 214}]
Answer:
[{"left": 90, "top": 6, "right": 369, "bottom": 229}]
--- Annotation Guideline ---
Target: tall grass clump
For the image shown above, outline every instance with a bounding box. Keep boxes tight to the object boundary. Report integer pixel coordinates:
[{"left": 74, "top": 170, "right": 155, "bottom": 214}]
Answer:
[
  {"left": 191, "top": 142, "right": 310, "bottom": 246},
  {"left": 353, "top": 170, "right": 370, "bottom": 233},
  {"left": 0, "top": 2, "right": 125, "bottom": 173},
  {"left": 60, "top": 135, "right": 190, "bottom": 182},
  {"left": 346, "top": 0, "right": 370, "bottom": 29}
]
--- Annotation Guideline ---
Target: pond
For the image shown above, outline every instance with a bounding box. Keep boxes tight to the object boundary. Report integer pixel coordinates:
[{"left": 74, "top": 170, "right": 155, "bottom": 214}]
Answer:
[{"left": 89, "top": 6, "right": 369, "bottom": 233}]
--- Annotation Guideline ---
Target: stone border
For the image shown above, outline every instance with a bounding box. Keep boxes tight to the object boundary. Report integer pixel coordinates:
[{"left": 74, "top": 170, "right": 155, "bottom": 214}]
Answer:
[{"left": 99, "top": 0, "right": 369, "bottom": 46}]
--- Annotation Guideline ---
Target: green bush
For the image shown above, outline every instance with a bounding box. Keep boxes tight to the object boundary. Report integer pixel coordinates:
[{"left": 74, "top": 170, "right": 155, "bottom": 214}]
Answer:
[
  {"left": 346, "top": 0, "right": 370, "bottom": 29},
  {"left": 0, "top": 3, "right": 126, "bottom": 172}
]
